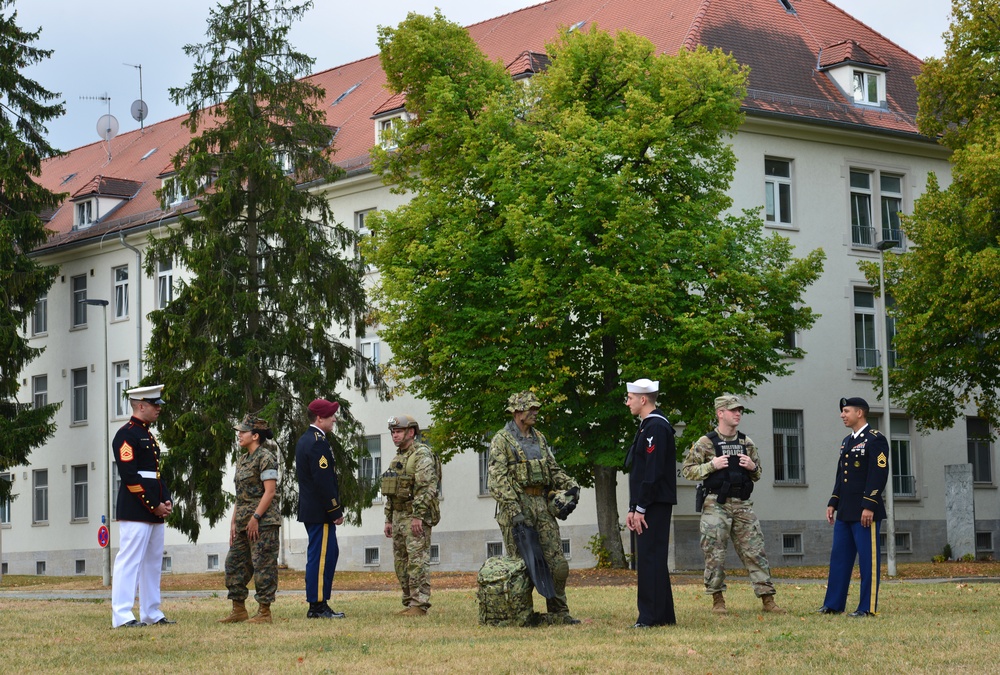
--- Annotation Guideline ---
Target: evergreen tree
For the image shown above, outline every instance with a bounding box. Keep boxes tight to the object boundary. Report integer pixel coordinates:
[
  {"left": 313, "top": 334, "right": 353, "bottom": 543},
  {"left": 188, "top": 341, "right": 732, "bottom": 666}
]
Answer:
[
  {"left": 146, "top": 0, "right": 373, "bottom": 540},
  {"left": 370, "top": 13, "right": 824, "bottom": 566},
  {"left": 0, "top": 1, "right": 63, "bottom": 500}
]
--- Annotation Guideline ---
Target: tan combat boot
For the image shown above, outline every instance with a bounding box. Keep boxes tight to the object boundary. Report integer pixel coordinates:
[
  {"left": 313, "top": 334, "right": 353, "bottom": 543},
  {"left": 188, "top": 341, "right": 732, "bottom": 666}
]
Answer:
[
  {"left": 761, "top": 595, "right": 786, "bottom": 614},
  {"left": 248, "top": 603, "right": 272, "bottom": 624},
  {"left": 712, "top": 592, "right": 727, "bottom": 614},
  {"left": 218, "top": 600, "right": 249, "bottom": 623},
  {"left": 399, "top": 606, "right": 427, "bottom": 617}
]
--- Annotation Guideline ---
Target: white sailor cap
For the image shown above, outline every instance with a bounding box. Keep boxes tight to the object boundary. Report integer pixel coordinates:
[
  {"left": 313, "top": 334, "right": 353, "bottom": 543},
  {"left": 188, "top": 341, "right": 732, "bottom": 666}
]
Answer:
[
  {"left": 626, "top": 378, "right": 659, "bottom": 394},
  {"left": 126, "top": 384, "right": 165, "bottom": 404}
]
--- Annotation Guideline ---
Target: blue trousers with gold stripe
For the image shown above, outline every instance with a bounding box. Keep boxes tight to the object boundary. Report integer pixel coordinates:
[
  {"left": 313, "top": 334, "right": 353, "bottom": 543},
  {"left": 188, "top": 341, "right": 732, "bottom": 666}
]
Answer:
[
  {"left": 305, "top": 522, "right": 339, "bottom": 603},
  {"left": 823, "top": 519, "right": 881, "bottom": 614}
]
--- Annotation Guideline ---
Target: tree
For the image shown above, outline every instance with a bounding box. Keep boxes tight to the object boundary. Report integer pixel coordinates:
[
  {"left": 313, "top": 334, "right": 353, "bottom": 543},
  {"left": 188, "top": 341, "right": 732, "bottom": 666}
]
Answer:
[
  {"left": 146, "top": 0, "right": 373, "bottom": 541},
  {"left": 0, "top": 1, "right": 63, "bottom": 501},
  {"left": 370, "top": 13, "right": 824, "bottom": 566},
  {"left": 878, "top": 0, "right": 1000, "bottom": 431}
]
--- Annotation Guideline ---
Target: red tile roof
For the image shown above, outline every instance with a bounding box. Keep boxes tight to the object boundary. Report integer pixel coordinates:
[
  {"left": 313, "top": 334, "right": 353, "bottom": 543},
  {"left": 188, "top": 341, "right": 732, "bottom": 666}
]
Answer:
[
  {"left": 819, "top": 39, "right": 889, "bottom": 69},
  {"left": 36, "top": 0, "right": 929, "bottom": 251},
  {"left": 70, "top": 175, "right": 143, "bottom": 200}
]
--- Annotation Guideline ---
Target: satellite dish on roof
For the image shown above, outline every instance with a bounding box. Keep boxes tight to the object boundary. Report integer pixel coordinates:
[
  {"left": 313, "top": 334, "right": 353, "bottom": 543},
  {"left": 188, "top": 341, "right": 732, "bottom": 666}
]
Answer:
[
  {"left": 130, "top": 99, "right": 148, "bottom": 122},
  {"left": 97, "top": 114, "right": 119, "bottom": 141}
]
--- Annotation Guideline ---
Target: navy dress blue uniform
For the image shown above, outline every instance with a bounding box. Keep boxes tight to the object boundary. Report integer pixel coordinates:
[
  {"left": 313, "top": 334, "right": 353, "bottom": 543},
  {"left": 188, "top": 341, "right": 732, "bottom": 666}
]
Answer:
[
  {"left": 296, "top": 415, "right": 344, "bottom": 616},
  {"left": 822, "top": 423, "right": 889, "bottom": 615},
  {"left": 626, "top": 406, "right": 677, "bottom": 626}
]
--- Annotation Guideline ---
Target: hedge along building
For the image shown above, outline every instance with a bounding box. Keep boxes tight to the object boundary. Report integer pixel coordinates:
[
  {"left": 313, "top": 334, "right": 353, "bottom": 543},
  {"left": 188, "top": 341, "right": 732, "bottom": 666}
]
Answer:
[{"left": 5, "top": 0, "right": 991, "bottom": 578}]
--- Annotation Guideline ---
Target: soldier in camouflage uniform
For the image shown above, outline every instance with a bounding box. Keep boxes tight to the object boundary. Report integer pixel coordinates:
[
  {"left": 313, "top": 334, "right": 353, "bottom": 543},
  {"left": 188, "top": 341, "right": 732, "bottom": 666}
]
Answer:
[
  {"left": 218, "top": 414, "right": 281, "bottom": 624},
  {"left": 488, "top": 391, "right": 581, "bottom": 625},
  {"left": 681, "top": 395, "right": 784, "bottom": 615},
  {"left": 382, "top": 415, "right": 440, "bottom": 616}
]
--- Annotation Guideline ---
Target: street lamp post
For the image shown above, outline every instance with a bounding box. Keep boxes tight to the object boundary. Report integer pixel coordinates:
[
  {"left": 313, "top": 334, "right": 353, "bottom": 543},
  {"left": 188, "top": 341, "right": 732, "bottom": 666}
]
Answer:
[
  {"left": 875, "top": 240, "right": 897, "bottom": 577},
  {"left": 84, "top": 298, "right": 112, "bottom": 587}
]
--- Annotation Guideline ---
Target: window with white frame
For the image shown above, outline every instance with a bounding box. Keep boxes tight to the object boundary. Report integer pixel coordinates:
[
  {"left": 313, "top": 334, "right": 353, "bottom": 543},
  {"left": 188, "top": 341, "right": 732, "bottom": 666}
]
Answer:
[
  {"left": 32, "top": 292, "right": 47, "bottom": 335},
  {"left": 356, "top": 209, "right": 376, "bottom": 272},
  {"left": 72, "top": 464, "right": 88, "bottom": 520},
  {"left": 853, "top": 70, "right": 881, "bottom": 105},
  {"left": 32, "top": 375, "right": 48, "bottom": 409},
  {"left": 71, "top": 274, "right": 88, "bottom": 327},
  {"left": 880, "top": 174, "right": 904, "bottom": 246},
  {"left": 889, "top": 417, "right": 915, "bottom": 497},
  {"left": 208, "top": 554, "right": 220, "bottom": 571},
  {"left": 161, "top": 176, "right": 190, "bottom": 207},
  {"left": 114, "top": 361, "right": 130, "bottom": 418},
  {"left": 71, "top": 368, "right": 88, "bottom": 423},
  {"left": 113, "top": 265, "right": 129, "bottom": 319},
  {"left": 378, "top": 117, "right": 402, "bottom": 150},
  {"left": 772, "top": 410, "right": 805, "bottom": 483},
  {"left": 854, "top": 289, "right": 877, "bottom": 370},
  {"left": 1, "top": 472, "right": 11, "bottom": 524},
  {"left": 75, "top": 200, "right": 94, "bottom": 227},
  {"left": 850, "top": 171, "right": 875, "bottom": 246},
  {"left": 360, "top": 435, "right": 382, "bottom": 495},
  {"left": 967, "top": 417, "right": 993, "bottom": 484},
  {"left": 764, "top": 158, "right": 793, "bottom": 226},
  {"left": 851, "top": 169, "right": 905, "bottom": 248},
  {"left": 358, "top": 337, "right": 380, "bottom": 385},
  {"left": 157, "top": 258, "right": 174, "bottom": 309},
  {"left": 161, "top": 557, "right": 172, "bottom": 573},
  {"left": 479, "top": 449, "right": 490, "bottom": 495},
  {"left": 33, "top": 469, "right": 48, "bottom": 523}
]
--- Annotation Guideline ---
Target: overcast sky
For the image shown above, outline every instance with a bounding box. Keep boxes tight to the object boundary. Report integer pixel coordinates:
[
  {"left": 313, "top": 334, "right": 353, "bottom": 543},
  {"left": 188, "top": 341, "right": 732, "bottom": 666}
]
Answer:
[{"left": 12, "top": 0, "right": 954, "bottom": 152}]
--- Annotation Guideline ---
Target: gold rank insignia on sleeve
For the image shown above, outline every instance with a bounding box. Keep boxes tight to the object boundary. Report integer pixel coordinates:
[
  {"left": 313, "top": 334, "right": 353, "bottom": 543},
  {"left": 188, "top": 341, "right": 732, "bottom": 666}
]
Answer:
[
  {"left": 319, "top": 455, "right": 329, "bottom": 469},
  {"left": 120, "top": 442, "right": 134, "bottom": 462},
  {"left": 877, "top": 452, "right": 888, "bottom": 468},
  {"left": 871, "top": 489, "right": 880, "bottom": 496}
]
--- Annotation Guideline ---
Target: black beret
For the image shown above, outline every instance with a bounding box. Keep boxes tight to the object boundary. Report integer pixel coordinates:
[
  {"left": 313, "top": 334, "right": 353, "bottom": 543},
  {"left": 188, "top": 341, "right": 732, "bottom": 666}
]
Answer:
[{"left": 839, "top": 396, "right": 870, "bottom": 412}]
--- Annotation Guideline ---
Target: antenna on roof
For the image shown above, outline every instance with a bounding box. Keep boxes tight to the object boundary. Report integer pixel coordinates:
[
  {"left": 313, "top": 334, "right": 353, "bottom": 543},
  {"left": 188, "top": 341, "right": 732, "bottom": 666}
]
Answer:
[
  {"left": 124, "top": 63, "right": 148, "bottom": 131},
  {"left": 81, "top": 93, "right": 117, "bottom": 162}
]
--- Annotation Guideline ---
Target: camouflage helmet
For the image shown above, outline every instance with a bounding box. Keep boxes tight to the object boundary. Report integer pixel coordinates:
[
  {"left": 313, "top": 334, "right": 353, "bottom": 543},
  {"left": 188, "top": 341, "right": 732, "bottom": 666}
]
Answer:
[
  {"left": 506, "top": 391, "right": 541, "bottom": 413},
  {"left": 388, "top": 414, "right": 420, "bottom": 432},
  {"left": 233, "top": 413, "right": 270, "bottom": 433}
]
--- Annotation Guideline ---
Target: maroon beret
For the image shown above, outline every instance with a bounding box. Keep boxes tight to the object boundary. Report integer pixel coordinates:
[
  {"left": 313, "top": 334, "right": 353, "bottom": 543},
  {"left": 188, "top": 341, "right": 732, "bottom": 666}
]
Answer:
[{"left": 308, "top": 398, "right": 339, "bottom": 418}]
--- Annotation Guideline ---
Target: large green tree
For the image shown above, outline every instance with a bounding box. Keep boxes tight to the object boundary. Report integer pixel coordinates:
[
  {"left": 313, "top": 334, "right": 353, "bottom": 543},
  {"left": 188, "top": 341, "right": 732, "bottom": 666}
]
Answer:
[
  {"left": 369, "top": 13, "right": 824, "bottom": 566},
  {"left": 146, "top": 0, "right": 374, "bottom": 541},
  {"left": 0, "top": 1, "right": 63, "bottom": 500},
  {"left": 879, "top": 0, "right": 1000, "bottom": 430}
]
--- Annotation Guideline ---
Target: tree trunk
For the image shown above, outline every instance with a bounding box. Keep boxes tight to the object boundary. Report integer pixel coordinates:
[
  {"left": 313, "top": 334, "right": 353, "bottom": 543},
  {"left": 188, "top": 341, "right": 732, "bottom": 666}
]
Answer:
[{"left": 593, "top": 464, "right": 627, "bottom": 568}]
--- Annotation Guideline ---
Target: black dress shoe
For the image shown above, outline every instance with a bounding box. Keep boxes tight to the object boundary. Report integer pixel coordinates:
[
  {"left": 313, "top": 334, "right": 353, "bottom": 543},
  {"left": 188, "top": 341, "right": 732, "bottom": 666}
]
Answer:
[
  {"left": 116, "top": 619, "right": 143, "bottom": 628},
  {"left": 148, "top": 617, "right": 176, "bottom": 625},
  {"left": 307, "top": 607, "right": 346, "bottom": 619},
  {"left": 632, "top": 622, "right": 652, "bottom": 628},
  {"left": 848, "top": 610, "right": 874, "bottom": 618},
  {"left": 816, "top": 606, "right": 843, "bottom": 615}
]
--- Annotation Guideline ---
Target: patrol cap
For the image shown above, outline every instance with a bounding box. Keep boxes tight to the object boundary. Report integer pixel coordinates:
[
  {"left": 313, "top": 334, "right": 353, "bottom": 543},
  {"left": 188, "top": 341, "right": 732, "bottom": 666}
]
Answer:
[
  {"left": 715, "top": 395, "right": 744, "bottom": 411},
  {"left": 388, "top": 414, "right": 419, "bottom": 431},
  {"left": 626, "top": 379, "right": 659, "bottom": 394},
  {"left": 307, "top": 398, "right": 339, "bottom": 418},
  {"left": 840, "top": 396, "right": 870, "bottom": 412},
  {"left": 506, "top": 391, "right": 541, "bottom": 413},
  {"left": 233, "top": 413, "right": 270, "bottom": 433},
  {"left": 126, "top": 384, "right": 165, "bottom": 405}
]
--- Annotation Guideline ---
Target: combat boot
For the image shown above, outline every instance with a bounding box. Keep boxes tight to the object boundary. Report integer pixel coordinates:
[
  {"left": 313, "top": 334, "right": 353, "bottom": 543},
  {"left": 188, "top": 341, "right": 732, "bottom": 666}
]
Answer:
[
  {"left": 712, "top": 592, "right": 727, "bottom": 614},
  {"left": 399, "top": 606, "right": 427, "bottom": 616},
  {"left": 248, "top": 603, "right": 272, "bottom": 624},
  {"left": 761, "top": 595, "right": 786, "bottom": 614},
  {"left": 218, "top": 600, "right": 249, "bottom": 623}
]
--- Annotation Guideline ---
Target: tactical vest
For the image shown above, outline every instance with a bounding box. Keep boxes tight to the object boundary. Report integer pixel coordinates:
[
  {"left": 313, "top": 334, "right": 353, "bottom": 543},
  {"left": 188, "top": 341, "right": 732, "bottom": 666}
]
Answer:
[
  {"left": 702, "top": 430, "right": 754, "bottom": 502},
  {"left": 380, "top": 443, "right": 442, "bottom": 525},
  {"left": 499, "top": 429, "right": 552, "bottom": 488}
]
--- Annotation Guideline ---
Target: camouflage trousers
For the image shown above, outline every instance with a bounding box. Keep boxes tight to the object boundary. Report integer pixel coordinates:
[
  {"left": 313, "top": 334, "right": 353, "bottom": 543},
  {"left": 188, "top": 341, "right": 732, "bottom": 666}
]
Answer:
[
  {"left": 699, "top": 496, "right": 776, "bottom": 597},
  {"left": 391, "top": 510, "right": 433, "bottom": 610},
  {"left": 225, "top": 525, "right": 280, "bottom": 604},
  {"left": 498, "top": 492, "right": 570, "bottom": 616}
]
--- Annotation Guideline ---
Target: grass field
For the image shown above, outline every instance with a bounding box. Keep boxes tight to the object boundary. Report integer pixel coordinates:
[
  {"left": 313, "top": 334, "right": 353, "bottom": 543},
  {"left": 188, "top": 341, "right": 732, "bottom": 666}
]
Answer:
[{"left": 1, "top": 563, "right": 998, "bottom": 673}]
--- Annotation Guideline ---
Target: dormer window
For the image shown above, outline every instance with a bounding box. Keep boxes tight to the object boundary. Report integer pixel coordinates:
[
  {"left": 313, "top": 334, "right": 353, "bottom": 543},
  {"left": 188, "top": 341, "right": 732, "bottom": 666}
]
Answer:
[
  {"left": 853, "top": 70, "right": 881, "bottom": 105},
  {"left": 819, "top": 40, "right": 889, "bottom": 109},
  {"left": 275, "top": 150, "right": 294, "bottom": 175},
  {"left": 75, "top": 200, "right": 94, "bottom": 227},
  {"left": 161, "top": 177, "right": 190, "bottom": 208},
  {"left": 378, "top": 116, "right": 402, "bottom": 150}
]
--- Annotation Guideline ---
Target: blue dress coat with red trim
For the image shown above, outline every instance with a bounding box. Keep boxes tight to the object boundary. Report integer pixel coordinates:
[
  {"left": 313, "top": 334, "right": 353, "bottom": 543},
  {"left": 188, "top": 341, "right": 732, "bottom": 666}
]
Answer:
[
  {"left": 112, "top": 416, "right": 170, "bottom": 523},
  {"left": 827, "top": 425, "right": 889, "bottom": 522}
]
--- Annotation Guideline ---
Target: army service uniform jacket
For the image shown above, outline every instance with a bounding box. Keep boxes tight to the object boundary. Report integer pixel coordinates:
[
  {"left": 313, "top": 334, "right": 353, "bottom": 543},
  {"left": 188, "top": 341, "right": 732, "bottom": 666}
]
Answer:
[
  {"left": 295, "top": 425, "right": 344, "bottom": 523},
  {"left": 626, "top": 408, "right": 677, "bottom": 512},
  {"left": 113, "top": 416, "right": 171, "bottom": 523},
  {"left": 828, "top": 424, "right": 889, "bottom": 522}
]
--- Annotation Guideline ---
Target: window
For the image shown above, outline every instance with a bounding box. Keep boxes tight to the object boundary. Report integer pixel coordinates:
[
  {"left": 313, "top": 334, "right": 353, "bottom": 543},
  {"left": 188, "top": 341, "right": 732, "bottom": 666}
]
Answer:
[
  {"left": 32, "top": 375, "right": 48, "bottom": 409},
  {"left": 356, "top": 209, "right": 376, "bottom": 272},
  {"left": 157, "top": 258, "right": 174, "bottom": 309},
  {"left": 781, "top": 329, "right": 798, "bottom": 353},
  {"left": 851, "top": 169, "right": 905, "bottom": 248},
  {"left": 364, "top": 547, "right": 380, "bottom": 566},
  {"left": 75, "top": 200, "right": 93, "bottom": 227},
  {"left": 33, "top": 469, "right": 48, "bottom": 523},
  {"left": 161, "top": 177, "right": 191, "bottom": 207},
  {"left": 853, "top": 70, "right": 880, "bottom": 105},
  {"left": 71, "top": 274, "right": 88, "bottom": 327},
  {"left": 75, "top": 559, "right": 86, "bottom": 575},
  {"left": 854, "top": 289, "right": 877, "bottom": 370},
  {"left": 1, "top": 472, "right": 11, "bottom": 524},
  {"left": 430, "top": 543, "right": 440, "bottom": 564},
  {"left": 486, "top": 542, "right": 504, "bottom": 558},
  {"left": 360, "top": 435, "right": 382, "bottom": 495},
  {"left": 358, "top": 337, "right": 380, "bottom": 385},
  {"left": 275, "top": 150, "right": 294, "bottom": 175},
  {"left": 208, "top": 554, "right": 220, "bottom": 571},
  {"left": 72, "top": 464, "right": 88, "bottom": 520},
  {"left": 378, "top": 117, "right": 401, "bottom": 149},
  {"left": 71, "top": 368, "right": 88, "bottom": 423},
  {"left": 161, "top": 557, "right": 172, "bottom": 573},
  {"left": 880, "top": 174, "right": 903, "bottom": 246},
  {"left": 479, "top": 449, "right": 490, "bottom": 495},
  {"left": 562, "top": 538, "right": 572, "bottom": 559},
  {"left": 773, "top": 410, "right": 805, "bottom": 483},
  {"left": 113, "top": 362, "right": 130, "bottom": 418},
  {"left": 879, "top": 531, "right": 911, "bottom": 552},
  {"left": 967, "top": 417, "right": 993, "bottom": 483},
  {"left": 976, "top": 532, "right": 994, "bottom": 555},
  {"left": 764, "top": 158, "right": 792, "bottom": 226},
  {"left": 31, "top": 293, "right": 47, "bottom": 335},
  {"left": 113, "top": 265, "right": 129, "bottom": 319},
  {"left": 782, "top": 533, "right": 803, "bottom": 555},
  {"left": 36, "top": 560, "right": 46, "bottom": 575},
  {"left": 889, "top": 418, "right": 915, "bottom": 497},
  {"left": 850, "top": 171, "right": 875, "bottom": 246}
]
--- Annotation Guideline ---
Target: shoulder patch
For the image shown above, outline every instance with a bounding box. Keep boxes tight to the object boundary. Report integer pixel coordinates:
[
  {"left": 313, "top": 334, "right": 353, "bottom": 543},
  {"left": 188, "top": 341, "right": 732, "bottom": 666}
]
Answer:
[{"left": 120, "top": 442, "right": 134, "bottom": 462}]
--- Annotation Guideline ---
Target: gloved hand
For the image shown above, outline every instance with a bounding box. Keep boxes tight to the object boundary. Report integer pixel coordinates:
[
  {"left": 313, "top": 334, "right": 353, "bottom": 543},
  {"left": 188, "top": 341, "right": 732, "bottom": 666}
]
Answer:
[
  {"left": 553, "top": 488, "right": 579, "bottom": 520},
  {"left": 511, "top": 512, "right": 526, "bottom": 527},
  {"left": 566, "top": 486, "right": 580, "bottom": 500}
]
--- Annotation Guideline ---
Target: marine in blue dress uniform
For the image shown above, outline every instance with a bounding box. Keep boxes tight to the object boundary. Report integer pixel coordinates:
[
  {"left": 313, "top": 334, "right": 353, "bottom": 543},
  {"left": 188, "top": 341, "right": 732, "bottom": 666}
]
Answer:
[
  {"left": 818, "top": 396, "right": 890, "bottom": 617},
  {"left": 295, "top": 398, "right": 346, "bottom": 619}
]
